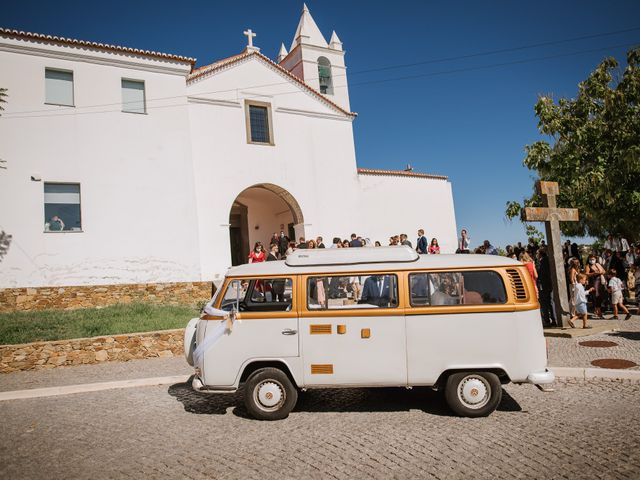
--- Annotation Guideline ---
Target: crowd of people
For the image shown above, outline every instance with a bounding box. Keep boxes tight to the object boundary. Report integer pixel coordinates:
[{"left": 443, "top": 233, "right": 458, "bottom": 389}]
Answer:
[
  {"left": 246, "top": 228, "right": 639, "bottom": 327},
  {"left": 246, "top": 229, "right": 447, "bottom": 263},
  {"left": 495, "top": 234, "right": 638, "bottom": 327}
]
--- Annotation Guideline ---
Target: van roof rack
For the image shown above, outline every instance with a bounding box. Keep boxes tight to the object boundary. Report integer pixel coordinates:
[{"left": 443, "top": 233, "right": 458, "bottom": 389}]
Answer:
[{"left": 285, "top": 245, "right": 419, "bottom": 267}]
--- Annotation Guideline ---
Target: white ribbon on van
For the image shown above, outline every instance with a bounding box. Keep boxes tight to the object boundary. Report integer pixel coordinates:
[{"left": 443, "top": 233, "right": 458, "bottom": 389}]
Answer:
[{"left": 193, "top": 306, "right": 240, "bottom": 366}]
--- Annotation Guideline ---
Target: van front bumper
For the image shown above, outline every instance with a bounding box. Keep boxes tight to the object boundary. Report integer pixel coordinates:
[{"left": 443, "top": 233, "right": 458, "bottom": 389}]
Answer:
[{"left": 526, "top": 369, "right": 555, "bottom": 384}]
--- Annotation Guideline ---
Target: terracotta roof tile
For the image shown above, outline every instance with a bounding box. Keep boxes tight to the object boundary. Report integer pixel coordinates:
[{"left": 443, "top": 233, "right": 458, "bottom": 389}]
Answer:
[
  {"left": 187, "top": 50, "right": 357, "bottom": 118},
  {"left": 357, "top": 168, "right": 448, "bottom": 181},
  {"left": 0, "top": 27, "right": 196, "bottom": 64}
]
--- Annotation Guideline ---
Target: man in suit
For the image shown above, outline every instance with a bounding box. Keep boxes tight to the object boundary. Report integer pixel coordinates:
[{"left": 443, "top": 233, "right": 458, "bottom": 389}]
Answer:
[
  {"left": 360, "top": 275, "right": 394, "bottom": 307},
  {"left": 537, "top": 248, "right": 557, "bottom": 327},
  {"left": 277, "top": 231, "right": 289, "bottom": 256},
  {"left": 266, "top": 244, "right": 279, "bottom": 261},
  {"left": 416, "top": 229, "right": 428, "bottom": 254},
  {"left": 400, "top": 233, "right": 412, "bottom": 248},
  {"left": 349, "top": 233, "right": 362, "bottom": 248},
  {"left": 316, "top": 236, "right": 326, "bottom": 248}
]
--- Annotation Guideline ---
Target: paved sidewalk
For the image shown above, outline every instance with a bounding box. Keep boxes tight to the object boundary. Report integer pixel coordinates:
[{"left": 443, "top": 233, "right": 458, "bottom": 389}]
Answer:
[{"left": 548, "top": 315, "right": 640, "bottom": 370}]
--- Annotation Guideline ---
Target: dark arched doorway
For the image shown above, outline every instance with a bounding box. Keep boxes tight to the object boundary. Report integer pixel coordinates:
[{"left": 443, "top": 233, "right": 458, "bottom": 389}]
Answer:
[{"left": 229, "top": 184, "right": 304, "bottom": 266}]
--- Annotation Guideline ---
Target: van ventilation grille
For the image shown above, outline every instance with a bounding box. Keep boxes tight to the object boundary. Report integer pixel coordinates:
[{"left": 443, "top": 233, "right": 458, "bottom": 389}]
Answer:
[
  {"left": 311, "top": 364, "right": 334, "bottom": 374},
  {"left": 506, "top": 269, "right": 527, "bottom": 301},
  {"left": 310, "top": 324, "right": 332, "bottom": 335}
]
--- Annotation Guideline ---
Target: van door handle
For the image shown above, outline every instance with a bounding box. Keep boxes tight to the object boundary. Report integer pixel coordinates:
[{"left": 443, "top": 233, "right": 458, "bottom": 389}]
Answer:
[{"left": 281, "top": 329, "right": 298, "bottom": 335}]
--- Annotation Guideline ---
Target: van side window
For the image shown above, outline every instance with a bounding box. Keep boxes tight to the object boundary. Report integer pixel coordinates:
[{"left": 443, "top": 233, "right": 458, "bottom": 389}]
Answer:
[
  {"left": 221, "top": 278, "right": 293, "bottom": 312},
  {"left": 409, "top": 271, "right": 507, "bottom": 307},
  {"left": 307, "top": 274, "right": 398, "bottom": 310}
]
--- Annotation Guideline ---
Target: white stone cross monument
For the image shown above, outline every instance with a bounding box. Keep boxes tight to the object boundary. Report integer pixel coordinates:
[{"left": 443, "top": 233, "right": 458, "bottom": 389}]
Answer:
[{"left": 524, "top": 181, "right": 579, "bottom": 328}]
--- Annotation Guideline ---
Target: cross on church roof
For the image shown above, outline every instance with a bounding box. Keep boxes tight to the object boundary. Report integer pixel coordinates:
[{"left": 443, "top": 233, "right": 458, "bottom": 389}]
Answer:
[{"left": 243, "top": 29, "right": 256, "bottom": 48}]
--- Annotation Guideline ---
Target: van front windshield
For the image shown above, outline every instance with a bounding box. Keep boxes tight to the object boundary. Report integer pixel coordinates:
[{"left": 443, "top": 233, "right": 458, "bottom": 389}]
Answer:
[
  {"left": 219, "top": 280, "right": 247, "bottom": 311},
  {"left": 219, "top": 278, "right": 293, "bottom": 312}
]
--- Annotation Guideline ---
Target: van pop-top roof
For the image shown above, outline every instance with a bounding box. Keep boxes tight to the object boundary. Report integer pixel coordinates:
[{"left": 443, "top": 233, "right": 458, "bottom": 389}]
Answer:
[
  {"left": 285, "top": 246, "right": 419, "bottom": 267},
  {"left": 225, "top": 246, "right": 521, "bottom": 277}
]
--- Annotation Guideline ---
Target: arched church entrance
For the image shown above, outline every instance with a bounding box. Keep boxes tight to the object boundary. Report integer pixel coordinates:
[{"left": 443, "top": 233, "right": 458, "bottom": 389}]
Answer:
[{"left": 229, "top": 184, "right": 305, "bottom": 266}]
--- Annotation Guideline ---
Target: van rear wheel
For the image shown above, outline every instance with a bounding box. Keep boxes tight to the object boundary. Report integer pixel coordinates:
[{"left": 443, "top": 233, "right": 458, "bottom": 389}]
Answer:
[
  {"left": 244, "top": 367, "right": 298, "bottom": 420},
  {"left": 444, "top": 372, "right": 502, "bottom": 417}
]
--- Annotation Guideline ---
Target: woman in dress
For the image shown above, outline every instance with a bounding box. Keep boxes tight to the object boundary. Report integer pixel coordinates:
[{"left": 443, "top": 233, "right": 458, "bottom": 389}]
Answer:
[
  {"left": 428, "top": 238, "right": 441, "bottom": 255},
  {"left": 567, "top": 258, "right": 581, "bottom": 317},
  {"left": 248, "top": 242, "right": 266, "bottom": 263},
  {"left": 307, "top": 239, "right": 317, "bottom": 249},
  {"left": 520, "top": 251, "right": 538, "bottom": 296},
  {"left": 585, "top": 253, "right": 606, "bottom": 319}
]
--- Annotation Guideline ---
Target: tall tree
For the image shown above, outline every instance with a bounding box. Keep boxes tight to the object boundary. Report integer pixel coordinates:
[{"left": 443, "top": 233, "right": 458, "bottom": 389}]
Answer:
[{"left": 506, "top": 47, "right": 640, "bottom": 240}]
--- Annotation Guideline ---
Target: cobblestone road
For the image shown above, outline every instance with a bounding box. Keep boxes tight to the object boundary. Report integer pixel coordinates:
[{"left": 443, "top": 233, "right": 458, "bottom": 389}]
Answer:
[{"left": 1, "top": 378, "right": 639, "bottom": 479}]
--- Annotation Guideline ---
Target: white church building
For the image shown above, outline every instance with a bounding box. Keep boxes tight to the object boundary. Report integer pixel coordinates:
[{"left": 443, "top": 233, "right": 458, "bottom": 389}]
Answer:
[{"left": 0, "top": 5, "right": 457, "bottom": 297}]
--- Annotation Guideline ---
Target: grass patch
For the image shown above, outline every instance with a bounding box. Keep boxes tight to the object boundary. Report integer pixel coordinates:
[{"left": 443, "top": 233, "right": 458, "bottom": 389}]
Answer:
[{"left": 0, "top": 303, "right": 199, "bottom": 345}]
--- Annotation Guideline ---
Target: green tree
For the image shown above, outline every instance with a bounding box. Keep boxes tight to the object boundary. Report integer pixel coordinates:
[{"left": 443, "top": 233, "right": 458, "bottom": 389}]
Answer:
[{"left": 506, "top": 47, "right": 640, "bottom": 240}]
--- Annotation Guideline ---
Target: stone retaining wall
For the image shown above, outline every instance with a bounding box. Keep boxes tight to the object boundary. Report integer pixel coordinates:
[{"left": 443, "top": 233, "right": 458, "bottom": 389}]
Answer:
[
  {"left": 0, "top": 329, "right": 185, "bottom": 373},
  {"left": 0, "top": 282, "right": 213, "bottom": 312}
]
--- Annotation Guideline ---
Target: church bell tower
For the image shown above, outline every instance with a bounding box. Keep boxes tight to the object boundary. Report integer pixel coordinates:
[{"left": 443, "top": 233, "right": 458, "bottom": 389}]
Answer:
[{"left": 278, "top": 4, "right": 351, "bottom": 111}]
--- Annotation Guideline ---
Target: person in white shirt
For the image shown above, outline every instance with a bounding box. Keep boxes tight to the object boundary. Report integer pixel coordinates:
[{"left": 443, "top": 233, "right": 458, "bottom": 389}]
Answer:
[
  {"left": 568, "top": 273, "right": 594, "bottom": 329},
  {"left": 457, "top": 229, "right": 470, "bottom": 253},
  {"left": 607, "top": 268, "right": 631, "bottom": 320},
  {"left": 604, "top": 234, "right": 621, "bottom": 252}
]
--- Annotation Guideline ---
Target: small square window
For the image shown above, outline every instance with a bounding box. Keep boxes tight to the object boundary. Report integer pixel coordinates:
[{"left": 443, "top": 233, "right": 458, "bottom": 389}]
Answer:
[
  {"left": 44, "top": 183, "right": 81, "bottom": 232},
  {"left": 122, "top": 79, "right": 146, "bottom": 114},
  {"left": 245, "top": 101, "right": 274, "bottom": 145},
  {"left": 45, "top": 68, "right": 74, "bottom": 106}
]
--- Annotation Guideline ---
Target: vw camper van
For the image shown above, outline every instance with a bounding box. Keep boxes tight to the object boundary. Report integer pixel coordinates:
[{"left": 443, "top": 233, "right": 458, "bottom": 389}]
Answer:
[{"left": 184, "top": 246, "right": 553, "bottom": 420}]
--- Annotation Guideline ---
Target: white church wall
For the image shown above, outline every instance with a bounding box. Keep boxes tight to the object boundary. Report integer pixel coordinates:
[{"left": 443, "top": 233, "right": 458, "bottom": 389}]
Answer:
[
  {"left": 0, "top": 42, "right": 202, "bottom": 288},
  {"left": 187, "top": 57, "right": 361, "bottom": 278},
  {"left": 356, "top": 175, "right": 459, "bottom": 252}
]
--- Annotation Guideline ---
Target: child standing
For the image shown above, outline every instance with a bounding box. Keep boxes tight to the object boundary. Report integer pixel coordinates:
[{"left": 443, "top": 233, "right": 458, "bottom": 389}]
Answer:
[
  {"left": 569, "top": 273, "right": 594, "bottom": 329},
  {"left": 608, "top": 268, "right": 632, "bottom": 320}
]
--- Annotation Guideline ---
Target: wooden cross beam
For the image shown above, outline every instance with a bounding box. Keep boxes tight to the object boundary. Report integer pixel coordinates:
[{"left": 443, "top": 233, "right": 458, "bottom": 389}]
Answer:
[{"left": 523, "top": 181, "right": 579, "bottom": 328}]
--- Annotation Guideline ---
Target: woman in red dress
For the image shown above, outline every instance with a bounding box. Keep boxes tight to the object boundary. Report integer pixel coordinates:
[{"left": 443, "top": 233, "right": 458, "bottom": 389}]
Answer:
[
  {"left": 248, "top": 242, "right": 266, "bottom": 263},
  {"left": 520, "top": 251, "right": 538, "bottom": 296},
  {"left": 428, "top": 238, "right": 441, "bottom": 254}
]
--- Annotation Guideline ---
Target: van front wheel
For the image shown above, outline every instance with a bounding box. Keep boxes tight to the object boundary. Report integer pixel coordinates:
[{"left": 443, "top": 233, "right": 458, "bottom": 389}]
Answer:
[
  {"left": 444, "top": 372, "right": 502, "bottom": 417},
  {"left": 244, "top": 368, "right": 298, "bottom": 420}
]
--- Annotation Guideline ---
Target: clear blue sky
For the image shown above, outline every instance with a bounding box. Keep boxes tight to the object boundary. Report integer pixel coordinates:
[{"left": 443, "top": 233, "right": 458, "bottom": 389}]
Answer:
[{"left": 3, "top": 0, "right": 639, "bottom": 248}]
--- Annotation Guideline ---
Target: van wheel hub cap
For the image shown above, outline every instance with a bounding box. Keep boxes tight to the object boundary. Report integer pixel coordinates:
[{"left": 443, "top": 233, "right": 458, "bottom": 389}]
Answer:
[
  {"left": 458, "top": 376, "right": 490, "bottom": 409},
  {"left": 255, "top": 381, "right": 284, "bottom": 410}
]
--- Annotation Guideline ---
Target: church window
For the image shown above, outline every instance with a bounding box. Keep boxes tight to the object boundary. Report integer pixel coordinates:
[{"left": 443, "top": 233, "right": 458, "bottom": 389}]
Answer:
[
  {"left": 45, "top": 68, "right": 74, "bottom": 106},
  {"left": 245, "top": 100, "right": 274, "bottom": 145},
  {"left": 317, "top": 57, "right": 333, "bottom": 95},
  {"left": 43, "top": 183, "right": 82, "bottom": 232},
  {"left": 121, "top": 79, "right": 146, "bottom": 114}
]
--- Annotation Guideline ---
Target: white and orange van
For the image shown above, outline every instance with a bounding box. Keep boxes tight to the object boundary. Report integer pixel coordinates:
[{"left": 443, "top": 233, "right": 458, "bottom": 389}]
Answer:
[{"left": 184, "top": 246, "right": 553, "bottom": 420}]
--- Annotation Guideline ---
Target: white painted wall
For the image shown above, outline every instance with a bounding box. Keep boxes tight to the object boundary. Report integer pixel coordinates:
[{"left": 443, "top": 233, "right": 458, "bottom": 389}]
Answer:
[
  {"left": 356, "top": 174, "right": 458, "bottom": 252},
  {"left": 0, "top": 37, "right": 201, "bottom": 287}
]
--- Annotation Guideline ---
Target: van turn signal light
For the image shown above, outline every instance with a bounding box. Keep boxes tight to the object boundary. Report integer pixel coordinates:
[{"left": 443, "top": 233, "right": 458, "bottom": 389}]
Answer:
[
  {"left": 361, "top": 328, "right": 370, "bottom": 339},
  {"left": 337, "top": 325, "right": 346, "bottom": 335}
]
